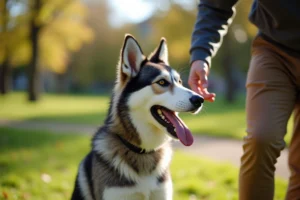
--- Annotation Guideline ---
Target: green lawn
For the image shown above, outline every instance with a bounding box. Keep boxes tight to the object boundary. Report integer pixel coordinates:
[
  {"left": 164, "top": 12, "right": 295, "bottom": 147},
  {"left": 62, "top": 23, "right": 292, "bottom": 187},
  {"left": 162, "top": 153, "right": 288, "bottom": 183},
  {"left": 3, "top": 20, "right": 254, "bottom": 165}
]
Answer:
[
  {"left": 0, "top": 92, "right": 293, "bottom": 143},
  {"left": 0, "top": 128, "right": 287, "bottom": 200},
  {"left": 0, "top": 93, "right": 109, "bottom": 125}
]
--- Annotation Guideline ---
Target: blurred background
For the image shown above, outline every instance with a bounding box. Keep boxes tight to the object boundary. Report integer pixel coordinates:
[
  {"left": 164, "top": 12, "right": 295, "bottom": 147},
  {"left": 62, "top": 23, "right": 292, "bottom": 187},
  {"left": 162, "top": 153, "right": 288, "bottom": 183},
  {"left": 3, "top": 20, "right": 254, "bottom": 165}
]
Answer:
[
  {"left": 1, "top": 1, "right": 293, "bottom": 200},
  {"left": 0, "top": 0, "right": 257, "bottom": 102}
]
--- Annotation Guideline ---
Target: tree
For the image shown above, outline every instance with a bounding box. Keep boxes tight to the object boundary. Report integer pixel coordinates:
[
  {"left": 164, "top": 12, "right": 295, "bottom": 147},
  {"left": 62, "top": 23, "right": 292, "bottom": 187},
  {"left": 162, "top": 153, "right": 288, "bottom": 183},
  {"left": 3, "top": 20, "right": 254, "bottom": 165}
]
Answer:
[
  {"left": 0, "top": 0, "right": 12, "bottom": 94},
  {"left": 27, "top": 0, "right": 41, "bottom": 101},
  {"left": 0, "top": 0, "right": 93, "bottom": 100},
  {"left": 70, "top": 1, "right": 136, "bottom": 89},
  {"left": 27, "top": 0, "right": 93, "bottom": 101},
  {"left": 149, "top": 4, "right": 197, "bottom": 70}
]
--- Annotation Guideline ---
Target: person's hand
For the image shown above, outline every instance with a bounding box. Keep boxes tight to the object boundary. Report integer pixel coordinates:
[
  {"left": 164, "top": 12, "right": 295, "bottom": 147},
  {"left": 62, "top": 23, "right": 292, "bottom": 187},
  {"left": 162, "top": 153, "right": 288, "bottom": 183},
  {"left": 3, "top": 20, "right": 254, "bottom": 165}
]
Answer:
[{"left": 188, "top": 60, "right": 216, "bottom": 102}]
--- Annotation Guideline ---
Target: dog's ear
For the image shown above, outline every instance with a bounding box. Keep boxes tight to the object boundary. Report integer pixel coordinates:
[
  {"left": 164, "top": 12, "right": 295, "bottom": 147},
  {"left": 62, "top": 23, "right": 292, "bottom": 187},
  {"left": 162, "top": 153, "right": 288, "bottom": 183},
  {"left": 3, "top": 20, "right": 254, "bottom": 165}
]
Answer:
[
  {"left": 120, "top": 34, "right": 145, "bottom": 79},
  {"left": 149, "top": 38, "right": 169, "bottom": 65}
]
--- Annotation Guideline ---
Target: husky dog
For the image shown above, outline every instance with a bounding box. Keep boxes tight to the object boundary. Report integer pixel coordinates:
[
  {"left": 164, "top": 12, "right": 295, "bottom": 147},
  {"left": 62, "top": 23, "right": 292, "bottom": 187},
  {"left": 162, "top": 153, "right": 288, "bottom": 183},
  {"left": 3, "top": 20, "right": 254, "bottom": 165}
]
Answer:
[{"left": 71, "top": 34, "right": 204, "bottom": 200}]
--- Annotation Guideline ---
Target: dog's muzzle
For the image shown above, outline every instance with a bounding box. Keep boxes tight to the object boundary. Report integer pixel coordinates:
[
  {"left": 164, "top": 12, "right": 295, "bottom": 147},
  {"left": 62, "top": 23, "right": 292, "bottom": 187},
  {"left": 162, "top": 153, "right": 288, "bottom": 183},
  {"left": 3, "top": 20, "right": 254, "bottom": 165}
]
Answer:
[{"left": 189, "top": 95, "right": 204, "bottom": 108}]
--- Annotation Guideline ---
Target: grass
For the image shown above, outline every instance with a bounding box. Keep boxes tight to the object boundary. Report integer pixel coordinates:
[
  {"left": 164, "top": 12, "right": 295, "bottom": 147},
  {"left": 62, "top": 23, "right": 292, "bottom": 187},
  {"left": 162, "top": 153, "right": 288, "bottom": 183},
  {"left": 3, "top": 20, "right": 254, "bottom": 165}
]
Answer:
[
  {"left": 0, "top": 128, "right": 287, "bottom": 200},
  {"left": 0, "top": 92, "right": 293, "bottom": 143},
  {"left": 0, "top": 92, "right": 109, "bottom": 125}
]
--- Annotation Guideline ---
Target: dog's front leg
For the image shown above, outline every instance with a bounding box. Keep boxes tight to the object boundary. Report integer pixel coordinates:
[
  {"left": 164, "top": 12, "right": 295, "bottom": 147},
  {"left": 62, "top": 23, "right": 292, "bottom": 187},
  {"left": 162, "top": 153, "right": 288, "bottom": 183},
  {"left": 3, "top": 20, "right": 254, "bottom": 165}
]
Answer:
[{"left": 150, "top": 180, "right": 173, "bottom": 200}]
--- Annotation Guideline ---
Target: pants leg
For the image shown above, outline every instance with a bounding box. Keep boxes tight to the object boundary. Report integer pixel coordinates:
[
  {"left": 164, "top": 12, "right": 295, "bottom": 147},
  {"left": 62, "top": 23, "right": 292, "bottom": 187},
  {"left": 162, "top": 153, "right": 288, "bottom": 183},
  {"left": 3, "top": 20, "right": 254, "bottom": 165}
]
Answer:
[{"left": 239, "top": 42, "right": 297, "bottom": 200}]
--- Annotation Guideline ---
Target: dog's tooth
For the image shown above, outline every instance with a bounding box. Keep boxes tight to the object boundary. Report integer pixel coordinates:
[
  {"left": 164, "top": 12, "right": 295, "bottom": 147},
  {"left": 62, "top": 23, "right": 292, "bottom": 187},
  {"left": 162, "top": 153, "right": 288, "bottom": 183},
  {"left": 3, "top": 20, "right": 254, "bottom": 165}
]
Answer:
[
  {"left": 174, "top": 128, "right": 176, "bottom": 132},
  {"left": 157, "top": 109, "right": 162, "bottom": 114}
]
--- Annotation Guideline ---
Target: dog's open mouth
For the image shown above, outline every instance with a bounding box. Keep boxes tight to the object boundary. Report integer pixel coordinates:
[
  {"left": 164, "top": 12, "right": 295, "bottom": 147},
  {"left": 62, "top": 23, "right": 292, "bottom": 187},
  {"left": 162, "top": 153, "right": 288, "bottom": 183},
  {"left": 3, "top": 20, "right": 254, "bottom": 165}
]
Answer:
[{"left": 150, "top": 106, "right": 193, "bottom": 146}]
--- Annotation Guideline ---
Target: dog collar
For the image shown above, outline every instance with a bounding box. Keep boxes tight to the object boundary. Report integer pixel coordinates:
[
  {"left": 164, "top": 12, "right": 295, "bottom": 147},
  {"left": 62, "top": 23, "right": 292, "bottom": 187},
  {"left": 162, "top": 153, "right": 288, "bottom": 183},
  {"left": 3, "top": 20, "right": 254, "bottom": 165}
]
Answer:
[{"left": 117, "top": 135, "right": 155, "bottom": 154}]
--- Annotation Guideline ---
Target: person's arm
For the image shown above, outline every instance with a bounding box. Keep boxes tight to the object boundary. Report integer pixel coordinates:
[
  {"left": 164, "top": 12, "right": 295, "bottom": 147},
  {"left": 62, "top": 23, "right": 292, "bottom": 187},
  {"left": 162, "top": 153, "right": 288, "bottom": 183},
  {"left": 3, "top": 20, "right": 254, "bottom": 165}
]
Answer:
[
  {"left": 190, "top": 0, "right": 238, "bottom": 66},
  {"left": 189, "top": 0, "right": 238, "bottom": 102}
]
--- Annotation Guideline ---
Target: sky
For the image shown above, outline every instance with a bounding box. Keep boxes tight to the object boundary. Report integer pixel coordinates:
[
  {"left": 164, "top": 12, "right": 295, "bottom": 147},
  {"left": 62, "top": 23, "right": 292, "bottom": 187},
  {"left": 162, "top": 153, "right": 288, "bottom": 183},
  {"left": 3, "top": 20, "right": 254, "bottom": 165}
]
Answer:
[
  {"left": 108, "top": 0, "right": 156, "bottom": 27},
  {"left": 107, "top": 0, "right": 196, "bottom": 28}
]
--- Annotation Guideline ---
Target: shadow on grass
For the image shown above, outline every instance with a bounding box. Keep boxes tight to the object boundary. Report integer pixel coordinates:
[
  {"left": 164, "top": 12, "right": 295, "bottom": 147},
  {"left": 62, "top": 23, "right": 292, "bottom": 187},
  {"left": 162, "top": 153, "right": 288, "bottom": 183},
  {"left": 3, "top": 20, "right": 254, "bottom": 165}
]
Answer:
[
  {"left": 27, "top": 111, "right": 107, "bottom": 125},
  {"left": 0, "top": 128, "right": 90, "bottom": 188},
  {"left": 0, "top": 128, "right": 85, "bottom": 153}
]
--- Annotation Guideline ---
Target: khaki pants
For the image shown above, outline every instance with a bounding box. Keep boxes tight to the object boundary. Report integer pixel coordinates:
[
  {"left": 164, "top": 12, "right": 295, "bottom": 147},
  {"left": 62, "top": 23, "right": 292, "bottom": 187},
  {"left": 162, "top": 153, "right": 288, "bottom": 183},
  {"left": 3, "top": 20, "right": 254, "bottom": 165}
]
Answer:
[{"left": 239, "top": 36, "right": 300, "bottom": 200}]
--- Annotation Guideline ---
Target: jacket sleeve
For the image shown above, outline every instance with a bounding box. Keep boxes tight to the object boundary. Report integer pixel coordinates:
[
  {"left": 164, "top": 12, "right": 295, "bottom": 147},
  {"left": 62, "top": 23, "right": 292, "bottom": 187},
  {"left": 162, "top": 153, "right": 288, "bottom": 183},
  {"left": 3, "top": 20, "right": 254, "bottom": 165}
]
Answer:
[{"left": 190, "top": 0, "right": 238, "bottom": 66}]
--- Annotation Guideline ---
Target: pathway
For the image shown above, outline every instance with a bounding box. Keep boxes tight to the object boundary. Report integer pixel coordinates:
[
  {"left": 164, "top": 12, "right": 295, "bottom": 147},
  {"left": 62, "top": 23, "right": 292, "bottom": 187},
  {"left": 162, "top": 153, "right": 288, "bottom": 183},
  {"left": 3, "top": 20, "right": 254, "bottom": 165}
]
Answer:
[{"left": 0, "top": 119, "right": 289, "bottom": 179}]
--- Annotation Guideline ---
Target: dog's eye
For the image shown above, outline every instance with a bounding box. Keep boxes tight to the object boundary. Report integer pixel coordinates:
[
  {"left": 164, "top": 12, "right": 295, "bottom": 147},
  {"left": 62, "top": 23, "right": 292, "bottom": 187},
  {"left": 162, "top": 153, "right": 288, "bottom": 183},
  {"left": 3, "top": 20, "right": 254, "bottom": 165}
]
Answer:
[
  {"left": 178, "top": 79, "right": 182, "bottom": 84},
  {"left": 157, "top": 79, "right": 170, "bottom": 87}
]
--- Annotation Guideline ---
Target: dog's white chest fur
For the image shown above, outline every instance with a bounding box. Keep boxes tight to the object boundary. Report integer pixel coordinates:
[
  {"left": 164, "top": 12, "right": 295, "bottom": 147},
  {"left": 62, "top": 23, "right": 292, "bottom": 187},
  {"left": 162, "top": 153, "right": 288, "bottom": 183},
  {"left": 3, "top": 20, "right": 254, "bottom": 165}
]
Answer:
[{"left": 103, "top": 176, "right": 172, "bottom": 200}]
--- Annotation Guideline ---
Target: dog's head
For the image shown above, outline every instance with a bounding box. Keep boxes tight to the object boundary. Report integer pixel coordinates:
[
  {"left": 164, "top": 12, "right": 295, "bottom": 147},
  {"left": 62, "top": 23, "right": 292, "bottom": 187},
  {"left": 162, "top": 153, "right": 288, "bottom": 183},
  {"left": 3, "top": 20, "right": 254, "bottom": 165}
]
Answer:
[{"left": 112, "top": 34, "right": 203, "bottom": 149}]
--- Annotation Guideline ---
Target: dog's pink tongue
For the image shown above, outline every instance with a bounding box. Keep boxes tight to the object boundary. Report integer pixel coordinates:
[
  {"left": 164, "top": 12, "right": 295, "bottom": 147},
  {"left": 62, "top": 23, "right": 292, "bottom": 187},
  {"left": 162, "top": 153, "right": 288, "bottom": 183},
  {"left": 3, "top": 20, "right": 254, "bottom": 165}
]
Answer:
[{"left": 162, "top": 110, "right": 194, "bottom": 146}]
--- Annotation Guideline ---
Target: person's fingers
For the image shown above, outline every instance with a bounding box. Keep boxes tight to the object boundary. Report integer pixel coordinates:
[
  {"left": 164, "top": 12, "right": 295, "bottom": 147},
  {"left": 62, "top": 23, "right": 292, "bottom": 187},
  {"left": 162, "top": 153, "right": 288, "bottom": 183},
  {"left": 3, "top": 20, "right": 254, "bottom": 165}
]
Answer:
[
  {"left": 189, "top": 80, "right": 210, "bottom": 100},
  {"left": 189, "top": 60, "right": 216, "bottom": 102},
  {"left": 199, "top": 87, "right": 216, "bottom": 102},
  {"left": 206, "top": 97, "right": 215, "bottom": 102},
  {"left": 190, "top": 83, "right": 201, "bottom": 95},
  {"left": 197, "top": 68, "right": 208, "bottom": 89},
  {"left": 205, "top": 94, "right": 216, "bottom": 102},
  {"left": 189, "top": 60, "right": 208, "bottom": 89},
  {"left": 191, "top": 82, "right": 216, "bottom": 102},
  {"left": 201, "top": 87, "right": 214, "bottom": 96},
  {"left": 188, "top": 78, "right": 198, "bottom": 93},
  {"left": 188, "top": 72, "right": 201, "bottom": 94}
]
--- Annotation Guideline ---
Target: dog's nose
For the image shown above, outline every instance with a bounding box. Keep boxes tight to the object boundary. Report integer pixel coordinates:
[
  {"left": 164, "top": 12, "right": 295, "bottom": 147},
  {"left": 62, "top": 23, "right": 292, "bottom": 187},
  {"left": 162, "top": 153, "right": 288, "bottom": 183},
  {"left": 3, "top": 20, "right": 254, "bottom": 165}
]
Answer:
[{"left": 189, "top": 95, "right": 204, "bottom": 108}]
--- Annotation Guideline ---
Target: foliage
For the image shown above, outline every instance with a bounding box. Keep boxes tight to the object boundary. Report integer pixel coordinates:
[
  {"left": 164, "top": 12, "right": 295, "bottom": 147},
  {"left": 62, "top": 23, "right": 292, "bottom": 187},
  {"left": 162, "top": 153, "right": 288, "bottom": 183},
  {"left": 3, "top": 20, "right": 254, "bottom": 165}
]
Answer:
[
  {"left": 149, "top": 4, "right": 197, "bottom": 69},
  {"left": 70, "top": 1, "right": 130, "bottom": 86},
  {"left": 39, "top": 0, "right": 94, "bottom": 73},
  {"left": 0, "top": 128, "right": 287, "bottom": 200},
  {"left": 1, "top": 0, "right": 259, "bottom": 95},
  {"left": 0, "top": 0, "right": 93, "bottom": 73},
  {"left": 0, "top": 0, "right": 29, "bottom": 66},
  {"left": 69, "top": 0, "right": 258, "bottom": 89}
]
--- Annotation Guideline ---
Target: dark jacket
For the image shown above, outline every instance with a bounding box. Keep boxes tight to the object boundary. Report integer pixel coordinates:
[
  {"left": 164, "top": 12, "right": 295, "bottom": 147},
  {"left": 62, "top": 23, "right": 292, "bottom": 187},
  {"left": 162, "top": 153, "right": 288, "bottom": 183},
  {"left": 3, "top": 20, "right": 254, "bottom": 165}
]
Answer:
[{"left": 190, "top": 0, "right": 300, "bottom": 66}]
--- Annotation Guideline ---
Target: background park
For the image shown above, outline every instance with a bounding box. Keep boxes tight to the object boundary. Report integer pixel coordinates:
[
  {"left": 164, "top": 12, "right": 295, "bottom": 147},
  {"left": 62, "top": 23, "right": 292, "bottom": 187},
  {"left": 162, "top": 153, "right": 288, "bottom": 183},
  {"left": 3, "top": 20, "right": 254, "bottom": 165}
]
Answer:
[{"left": 0, "top": 0, "right": 293, "bottom": 199}]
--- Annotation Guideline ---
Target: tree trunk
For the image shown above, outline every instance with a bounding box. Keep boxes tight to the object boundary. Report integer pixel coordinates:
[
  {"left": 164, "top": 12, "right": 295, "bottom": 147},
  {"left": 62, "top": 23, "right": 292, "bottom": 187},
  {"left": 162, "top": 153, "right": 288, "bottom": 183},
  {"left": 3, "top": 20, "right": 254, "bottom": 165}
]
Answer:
[
  {"left": 0, "top": 60, "right": 11, "bottom": 94},
  {"left": 0, "top": 0, "right": 11, "bottom": 95},
  {"left": 27, "top": 0, "right": 41, "bottom": 102},
  {"left": 222, "top": 33, "right": 236, "bottom": 103}
]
